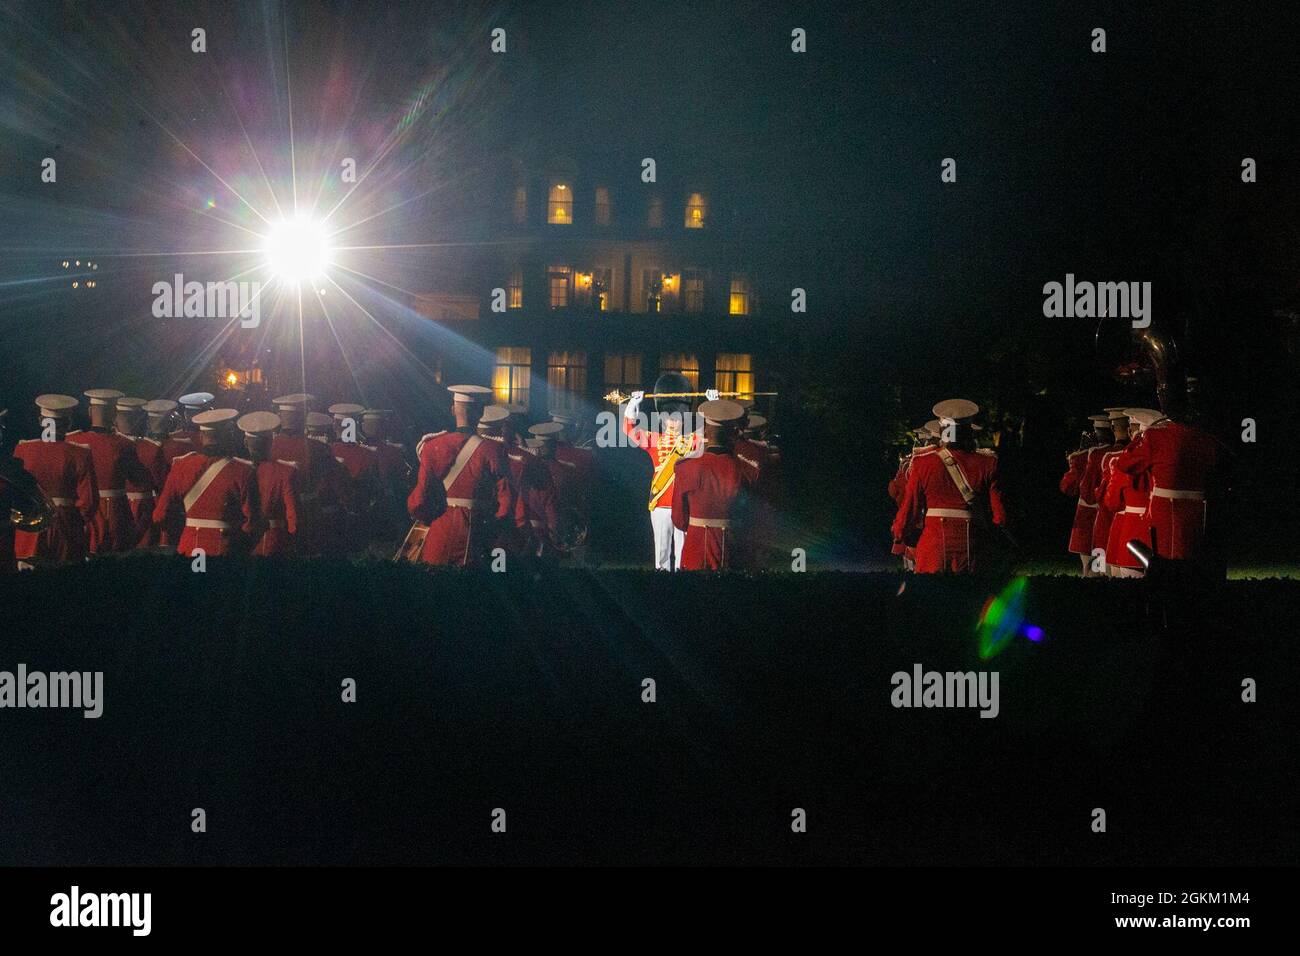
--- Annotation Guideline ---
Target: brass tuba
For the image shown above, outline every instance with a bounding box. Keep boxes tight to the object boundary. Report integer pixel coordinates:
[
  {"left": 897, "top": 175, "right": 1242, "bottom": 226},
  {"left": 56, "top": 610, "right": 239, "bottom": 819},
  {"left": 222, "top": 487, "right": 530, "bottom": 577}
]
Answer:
[
  {"left": 1095, "top": 315, "right": 1190, "bottom": 422},
  {"left": 4, "top": 461, "right": 53, "bottom": 533}
]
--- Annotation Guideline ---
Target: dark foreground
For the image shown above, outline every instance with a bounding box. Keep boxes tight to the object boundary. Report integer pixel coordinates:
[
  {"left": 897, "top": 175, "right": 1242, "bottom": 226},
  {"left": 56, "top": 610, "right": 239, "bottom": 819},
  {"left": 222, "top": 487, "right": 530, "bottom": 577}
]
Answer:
[{"left": 0, "top": 559, "right": 1295, "bottom": 866}]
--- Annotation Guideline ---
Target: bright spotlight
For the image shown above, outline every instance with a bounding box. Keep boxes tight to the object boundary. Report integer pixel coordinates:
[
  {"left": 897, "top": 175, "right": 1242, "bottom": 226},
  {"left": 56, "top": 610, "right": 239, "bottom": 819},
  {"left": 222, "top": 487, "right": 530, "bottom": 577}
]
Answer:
[{"left": 262, "top": 216, "right": 331, "bottom": 284}]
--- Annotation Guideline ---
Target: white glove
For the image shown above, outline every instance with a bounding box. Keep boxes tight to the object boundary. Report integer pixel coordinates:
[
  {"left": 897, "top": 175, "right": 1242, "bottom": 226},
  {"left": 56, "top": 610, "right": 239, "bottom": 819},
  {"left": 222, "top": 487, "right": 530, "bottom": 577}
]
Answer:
[
  {"left": 705, "top": 389, "right": 720, "bottom": 401},
  {"left": 625, "top": 390, "right": 644, "bottom": 419}
]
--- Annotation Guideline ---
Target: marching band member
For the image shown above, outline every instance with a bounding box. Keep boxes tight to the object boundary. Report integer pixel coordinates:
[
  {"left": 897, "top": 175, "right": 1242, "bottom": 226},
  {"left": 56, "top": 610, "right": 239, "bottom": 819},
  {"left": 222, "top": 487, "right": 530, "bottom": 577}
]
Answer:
[
  {"left": 1069, "top": 414, "right": 1114, "bottom": 577},
  {"left": 12, "top": 395, "right": 97, "bottom": 567},
  {"left": 622, "top": 379, "right": 711, "bottom": 571},
  {"left": 407, "top": 385, "right": 514, "bottom": 567},
  {"left": 1102, "top": 408, "right": 1161, "bottom": 577},
  {"left": 152, "top": 408, "right": 258, "bottom": 556},
  {"left": 671, "top": 399, "right": 754, "bottom": 570},
  {"left": 1090, "top": 408, "right": 1131, "bottom": 573},
  {"left": 67, "top": 388, "right": 151, "bottom": 553},
  {"left": 238, "top": 411, "right": 301, "bottom": 557},
  {"left": 891, "top": 399, "right": 1006, "bottom": 574},
  {"left": 1110, "top": 408, "right": 1220, "bottom": 561}
]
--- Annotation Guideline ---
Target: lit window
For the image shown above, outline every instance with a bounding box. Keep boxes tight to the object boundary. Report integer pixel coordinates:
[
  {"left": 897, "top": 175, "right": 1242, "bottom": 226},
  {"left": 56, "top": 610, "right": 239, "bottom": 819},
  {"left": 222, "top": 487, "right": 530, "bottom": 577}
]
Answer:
[
  {"left": 683, "top": 270, "right": 704, "bottom": 313},
  {"left": 547, "top": 350, "right": 588, "bottom": 415},
  {"left": 494, "top": 347, "right": 532, "bottom": 406},
  {"left": 661, "top": 273, "right": 679, "bottom": 311},
  {"left": 646, "top": 196, "right": 663, "bottom": 228},
  {"left": 548, "top": 264, "right": 572, "bottom": 309},
  {"left": 729, "top": 274, "right": 750, "bottom": 316},
  {"left": 604, "top": 352, "right": 643, "bottom": 392},
  {"left": 513, "top": 186, "right": 527, "bottom": 225},
  {"left": 595, "top": 187, "right": 610, "bottom": 225},
  {"left": 508, "top": 265, "right": 523, "bottom": 309},
  {"left": 547, "top": 182, "right": 573, "bottom": 224},
  {"left": 659, "top": 352, "right": 700, "bottom": 390},
  {"left": 685, "top": 192, "right": 707, "bottom": 229},
  {"left": 592, "top": 267, "right": 611, "bottom": 312},
  {"left": 715, "top": 353, "right": 754, "bottom": 397},
  {"left": 642, "top": 269, "right": 663, "bottom": 313}
]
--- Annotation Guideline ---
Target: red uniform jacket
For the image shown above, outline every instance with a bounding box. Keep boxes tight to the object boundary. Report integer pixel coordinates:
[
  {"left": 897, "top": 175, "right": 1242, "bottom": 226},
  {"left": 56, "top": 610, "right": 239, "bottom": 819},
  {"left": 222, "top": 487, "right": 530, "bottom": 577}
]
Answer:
[
  {"left": 1091, "top": 443, "right": 1130, "bottom": 558},
  {"left": 152, "top": 452, "right": 258, "bottom": 556},
  {"left": 1112, "top": 420, "right": 1219, "bottom": 559},
  {"left": 66, "top": 429, "right": 152, "bottom": 553},
  {"left": 623, "top": 415, "right": 698, "bottom": 510},
  {"left": 408, "top": 430, "right": 514, "bottom": 566},
  {"left": 162, "top": 433, "right": 199, "bottom": 466},
  {"left": 891, "top": 446, "right": 1005, "bottom": 574},
  {"left": 1068, "top": 445, "right": 1111, "bottom": 555},
  {"left": 12, "top": 439, "right": 97, "bottom": 564},
  {"left": 272, "top": 433, "right": 336, "bottom": 555},
  {"left": 332, "top": 441, "right": 380, "bottom": 490},
  {"left": 1102, "top": 433, "right": 1152, "bottom": 569},
  {"left": 123, "top": 435, "right": 165, "bottom": 544},
  {"left": 499, "top": 443, "right": 557, "bottom": 557},
  {"left": 1060, "top": 448, "right": 1094, "bottom": 555},
  {"left": 247, "top": 458, "right": 300, "bottom": 557},
  {"left": 513, "top": 449, "right": 560, "bottom": 557},
  {"left": 671, "top": 448, "right": 754, "bottom": 570}
]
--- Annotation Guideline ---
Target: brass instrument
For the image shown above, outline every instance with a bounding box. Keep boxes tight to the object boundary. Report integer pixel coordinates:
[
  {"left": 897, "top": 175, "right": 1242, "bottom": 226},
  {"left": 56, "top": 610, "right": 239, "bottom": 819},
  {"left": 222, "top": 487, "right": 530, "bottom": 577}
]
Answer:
[
  {"left": 393, "top": 522, "right": 428, "bottom": 563},
  {"left": 4, "top": 461, "right": 54, "bottom": 533}
]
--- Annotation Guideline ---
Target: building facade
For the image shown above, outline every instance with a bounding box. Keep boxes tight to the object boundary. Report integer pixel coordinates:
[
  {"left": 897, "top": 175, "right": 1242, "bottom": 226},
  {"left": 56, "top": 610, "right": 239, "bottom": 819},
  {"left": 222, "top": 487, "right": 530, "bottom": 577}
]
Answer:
[{"left": 412, "top": 158, "right": 782, "bottom": 429}]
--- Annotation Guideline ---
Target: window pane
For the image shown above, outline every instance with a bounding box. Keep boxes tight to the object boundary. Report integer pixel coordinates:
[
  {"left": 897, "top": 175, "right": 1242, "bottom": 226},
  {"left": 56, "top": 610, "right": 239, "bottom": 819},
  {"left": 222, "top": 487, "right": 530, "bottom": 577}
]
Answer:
[
  {"left": 603, "top": 352, "right": 642, "bottom": 390},
  {"left": 659, "top": 352, "right": 700, "bottom": 390},
  {"left": 595, "top": 187, "right": 610, "bottom": 226},
  {"left": 685, "top": 192, "right": 707, "bottom": 229},
  {"left": 646, "top": 197, "right": 663, "bottom": 228},
  {"left": 547, "top": 182, "right": 573, "bottom": 224},
  {"left": 684, "top": 269, "right": 704, "bottom": 312},
  {"left": 548, "top": 350, "right": 588, "bottom": 414},
  {"left": 548, "top": 264, "right": 571, "bottom": 309},
  {"left": 508, "top": 264, "right": 522, "bottom": 309},
  {"left": 729, "top": 274, "right": 750, "bottom": 316},
  {"left": 715, "top": 353, "right": 754, "bottom": 397},
  {"left": 494, "top": 347, "right": 532, "bottom": 406},
  {"left": 513, "top": 186, "right": 527, "bottom": 225}
]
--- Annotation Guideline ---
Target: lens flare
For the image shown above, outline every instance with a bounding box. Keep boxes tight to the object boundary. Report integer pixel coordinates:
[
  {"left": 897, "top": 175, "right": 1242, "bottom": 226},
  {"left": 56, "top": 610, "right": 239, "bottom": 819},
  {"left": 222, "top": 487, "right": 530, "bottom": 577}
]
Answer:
[
  {"left": 977, "top": 576, "right": 1044, "bottom": 660},
  {"left": 262, "top": 216, "right": 332, "bottom": 284}
]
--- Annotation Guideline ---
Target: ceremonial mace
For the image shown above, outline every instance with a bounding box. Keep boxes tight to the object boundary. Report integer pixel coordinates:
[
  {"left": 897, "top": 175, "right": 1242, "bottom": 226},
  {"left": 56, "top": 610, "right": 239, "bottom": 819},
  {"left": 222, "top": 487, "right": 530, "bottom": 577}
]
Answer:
[{"left": 603, "top": 389, "right": 778, "bottom": 403}]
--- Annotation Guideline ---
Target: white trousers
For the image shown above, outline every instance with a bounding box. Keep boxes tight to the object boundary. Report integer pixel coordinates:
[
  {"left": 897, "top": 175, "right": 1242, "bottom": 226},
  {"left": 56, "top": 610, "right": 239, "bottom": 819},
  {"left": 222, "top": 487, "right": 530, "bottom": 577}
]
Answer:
[{"left": 651, "top": 507, "right": 684, "bottom": 571}]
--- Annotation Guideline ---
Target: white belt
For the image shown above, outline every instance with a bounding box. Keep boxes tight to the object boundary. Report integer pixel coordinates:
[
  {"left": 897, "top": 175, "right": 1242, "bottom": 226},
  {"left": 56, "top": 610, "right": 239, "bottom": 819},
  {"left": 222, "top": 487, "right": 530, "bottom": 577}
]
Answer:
[
  {"left": 186, "top": 518, "right": 232, "bottom": 530},
  {"left": 1077, "top": 498, "right": 1098, "bottom": 508},
  {"left": 446, "top": 498, "right": 478, "bottom": 510},
  {"left": 1123, "top": 506, "right": 1146, "bottom": 514},
  {"left": 926, "top": 508, "right": 970, "bottom": 520},
  {"left": 1151, "top": 487, "right": 1204, "bottom": 500},
  {"left": 127, "top": 491, "right": 154, "bottom": 501},
  {"left": 689, "top": 517, "right": 731, "bottom": 528},
  {"left": 266, "top": 519, "right": 285, "bottom": 528},
  {"left": 50, "top": 496, "right": 74, "bottom": 507},
  {"left": 98, "top": 488, "right": 126, "bottom": 498}
]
